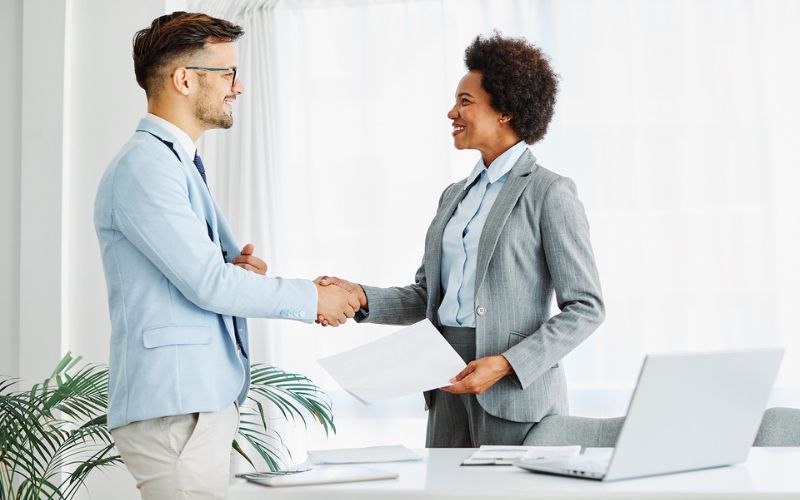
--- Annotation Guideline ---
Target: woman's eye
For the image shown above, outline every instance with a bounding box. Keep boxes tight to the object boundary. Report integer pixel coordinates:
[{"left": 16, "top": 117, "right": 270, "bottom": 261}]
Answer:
[
  {"left": 461, "top": 99, "right": 470, "bottom": 106},
  {"left": 224, "top": 73, "right": 234, "bottom": 79}
]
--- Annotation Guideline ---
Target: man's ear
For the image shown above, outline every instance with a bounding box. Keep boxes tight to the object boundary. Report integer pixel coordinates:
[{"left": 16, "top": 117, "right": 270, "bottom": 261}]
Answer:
[
  {"left": 171, "top": 67, "right": 192, "bottom": 96},
  {"left": 499, "top": 114, "right": 512, "bottom": 124}
]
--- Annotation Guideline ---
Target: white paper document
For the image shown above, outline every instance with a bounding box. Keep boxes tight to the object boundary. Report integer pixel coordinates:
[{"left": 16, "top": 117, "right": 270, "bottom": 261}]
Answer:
[
  {"left": 318, "top": 319, "right": 466, "bottom": 404},
  {"left": 307, "top": 445, "right": 423, "bottom": 464},
  {"left": 461, "top": 445, "right": 582, "bottom": 466}
]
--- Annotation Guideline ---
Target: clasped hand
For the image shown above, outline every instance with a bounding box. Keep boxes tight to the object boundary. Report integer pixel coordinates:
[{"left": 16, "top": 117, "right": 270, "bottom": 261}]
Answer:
[
  {"left": 233, "top": 243, "right": 268, "bottom": 274},
  {"left": 314, "top": 276, "right": 368, "bottom": 327},
  {"left": 233, "top": 246, "right": 359, "bottom": 326},
  {"left": 314, "top": 277, "right": 362, "bottom": 327}
]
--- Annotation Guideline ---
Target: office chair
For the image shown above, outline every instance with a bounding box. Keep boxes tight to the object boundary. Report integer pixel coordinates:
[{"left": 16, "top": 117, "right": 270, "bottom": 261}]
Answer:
[
  {"left": 523, "top": 415, "right": 624, "bottom": 447},
  {"left": 524, "top": 407, "right": 800, "bottom": 447},
  {"left": 753, "top": 407, "right": 800, "bottom": 446}
]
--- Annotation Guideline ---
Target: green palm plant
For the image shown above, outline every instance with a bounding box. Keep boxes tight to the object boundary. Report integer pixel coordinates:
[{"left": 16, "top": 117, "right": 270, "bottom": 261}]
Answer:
[
  {"left": 0, "top": 353, "right": 119, "bottom": 500},
  {"left": 0, "top": 353, "right": 335, "bottom": 500},
  {"left": 234, "top": 364, "right": 336, "bottom": 471}
]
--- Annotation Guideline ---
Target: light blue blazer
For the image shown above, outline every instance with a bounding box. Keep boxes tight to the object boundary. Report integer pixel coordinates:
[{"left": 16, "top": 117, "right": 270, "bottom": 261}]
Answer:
[{"left": 95, "top": 118, "right": 316, "bottom": 429}]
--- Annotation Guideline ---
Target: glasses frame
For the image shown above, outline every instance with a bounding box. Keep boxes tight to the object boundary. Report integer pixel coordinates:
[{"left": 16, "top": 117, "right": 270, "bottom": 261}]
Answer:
[{"left": 185, "top": 66, "right": 238, "bottom": 90}]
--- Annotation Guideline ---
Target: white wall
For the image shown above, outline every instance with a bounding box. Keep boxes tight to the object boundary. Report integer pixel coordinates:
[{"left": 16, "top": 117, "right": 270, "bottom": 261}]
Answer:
[
  {"left": 66, "top": 3, "right": 177, "bottom": 498},
  {"left": 4, "top": 0, "right": 177, "bottom": 498},
  {"left": 18, "top": 0, "right": 71, "bottom": 388},
  {"left": 4, "top": 0, "right": 180, "bottom": 376},
  {"left": 0, "top": 0, "right": 22, "bottom": 378},
  {"left": 65, "top": 0, "right": 169, "bottom": 366}
]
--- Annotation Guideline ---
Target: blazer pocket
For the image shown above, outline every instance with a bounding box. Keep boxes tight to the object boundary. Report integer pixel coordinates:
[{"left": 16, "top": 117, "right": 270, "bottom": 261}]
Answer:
[
  {"left": 142, "top": 325, "right": 212, "bottom": 348},
  {"left": 507, "top": 330, "right": 559, "bottom": 368},
  {"left": 507, "top": 330, "right": 530, "bottom": 350}
]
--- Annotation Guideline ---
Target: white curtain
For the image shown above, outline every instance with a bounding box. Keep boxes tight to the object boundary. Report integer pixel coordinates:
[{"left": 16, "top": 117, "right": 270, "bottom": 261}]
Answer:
[
  {"left": 190, "top": 0, "right": 284, "bottom": 369},
  {"left": 189, "top": 0, "right": 290, "bottom": 470},
  {"left": 193, "top": 0, "right": 800, "bottom": 457}
]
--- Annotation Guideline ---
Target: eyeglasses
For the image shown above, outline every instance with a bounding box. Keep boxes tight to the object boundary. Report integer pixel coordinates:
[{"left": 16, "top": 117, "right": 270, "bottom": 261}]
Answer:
[{"left": 185, "top": 66, "right": 238, "bottom": 91}]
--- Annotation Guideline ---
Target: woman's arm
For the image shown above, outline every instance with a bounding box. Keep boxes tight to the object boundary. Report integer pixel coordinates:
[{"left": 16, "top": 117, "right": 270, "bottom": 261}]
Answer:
[
  {"left": 316, "top": 182, "right": 460, "bottom": 326},
  {"left": 503, "top": 176, "right": 605, "bottom": 390},
  {"left": 356, "top": 261, "right": 429, "bottom": 325}
]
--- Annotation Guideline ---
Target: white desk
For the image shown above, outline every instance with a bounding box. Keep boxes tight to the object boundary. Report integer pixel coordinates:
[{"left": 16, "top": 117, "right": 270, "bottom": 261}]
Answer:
[{"left": 230, "top": 448, "right": 800, "bottom": 499}]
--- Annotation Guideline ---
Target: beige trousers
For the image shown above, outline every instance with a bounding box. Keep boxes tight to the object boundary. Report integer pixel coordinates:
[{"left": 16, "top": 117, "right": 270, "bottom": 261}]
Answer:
[{"left": 111, "top": 404, "right": 239, "bottom": 500}]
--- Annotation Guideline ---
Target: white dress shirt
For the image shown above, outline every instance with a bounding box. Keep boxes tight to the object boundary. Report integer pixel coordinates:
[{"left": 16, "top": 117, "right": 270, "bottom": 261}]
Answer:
[{"left": 144, "top": 113, "right": 196, "bottom": 159}]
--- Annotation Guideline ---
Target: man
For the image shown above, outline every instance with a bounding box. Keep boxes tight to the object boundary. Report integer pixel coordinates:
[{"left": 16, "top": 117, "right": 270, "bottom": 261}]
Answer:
[{"left": 94, "top": 12, "right": 358, "bottom": 499}]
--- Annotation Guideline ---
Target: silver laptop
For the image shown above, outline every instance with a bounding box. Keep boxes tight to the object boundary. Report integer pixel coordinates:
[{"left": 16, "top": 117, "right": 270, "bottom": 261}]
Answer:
[{"left": 515, "top": 348, "right": 783, "bottom": 481}]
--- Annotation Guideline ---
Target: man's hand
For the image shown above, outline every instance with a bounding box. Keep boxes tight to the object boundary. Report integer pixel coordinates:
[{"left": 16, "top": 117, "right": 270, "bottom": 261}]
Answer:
[
  {"left": 314, "top": 278, "right": 361, "bottom": 327},
  {"left": 314, "top": 276, "right": 368, "bottom": 326},
  {"left": 440, "top": 355, "right": 514, "bottom": 395},
  {"left": 234, "top": 243, "right": 268, "bottom": 275}
]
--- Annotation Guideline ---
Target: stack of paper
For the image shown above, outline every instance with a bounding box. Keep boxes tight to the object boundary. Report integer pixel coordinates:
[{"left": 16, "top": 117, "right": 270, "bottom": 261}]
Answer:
[{"left": 461, "top": 445, "right": 582, "bottom": 466}]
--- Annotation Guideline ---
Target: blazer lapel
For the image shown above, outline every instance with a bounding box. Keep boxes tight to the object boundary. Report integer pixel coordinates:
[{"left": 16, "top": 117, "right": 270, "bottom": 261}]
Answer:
[
  {"left": 136, "top": 120, "right": 220, "bottom": 245},
  {"left": 473, "top": 149, "right": 536, "bottom": 296},
  {"left": 425, "top": 182, "right": 470, "bottom": 315}
]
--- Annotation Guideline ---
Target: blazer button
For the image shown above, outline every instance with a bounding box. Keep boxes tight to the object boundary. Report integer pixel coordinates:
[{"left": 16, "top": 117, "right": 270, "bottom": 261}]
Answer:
[{"left": 476, "top": 306, "right": 486, "bottom": 316}]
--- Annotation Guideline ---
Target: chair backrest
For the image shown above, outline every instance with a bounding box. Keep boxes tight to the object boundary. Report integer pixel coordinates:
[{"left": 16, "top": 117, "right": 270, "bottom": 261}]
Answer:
[
  {"left": 523, "top": 415, "right": 625, "bottom": 448},
  {"left": 525, "top": 407, "right": 800, "bottom": 448},
  {"left": 753, "top": 407, "right": 800, "bottom": 446}
]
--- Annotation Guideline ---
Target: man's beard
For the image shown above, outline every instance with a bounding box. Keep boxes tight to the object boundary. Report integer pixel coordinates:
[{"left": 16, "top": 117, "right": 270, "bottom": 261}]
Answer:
[{"left": 194, "top": 83, "right": 233, "bottom": 129}]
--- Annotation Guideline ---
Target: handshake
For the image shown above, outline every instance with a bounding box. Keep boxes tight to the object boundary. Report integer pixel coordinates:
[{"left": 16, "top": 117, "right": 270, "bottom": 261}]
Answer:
[
  {"left": 314, "top": 276, "right": 368, "bottom": 326},
  {"left": 231, "top": 245, "right": 366, "bottom": 326}
]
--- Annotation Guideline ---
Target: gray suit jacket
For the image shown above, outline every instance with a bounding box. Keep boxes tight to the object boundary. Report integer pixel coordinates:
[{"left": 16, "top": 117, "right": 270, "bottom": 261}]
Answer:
[{"left": 357, "top": 149, "right": 604, "bottom": 423}]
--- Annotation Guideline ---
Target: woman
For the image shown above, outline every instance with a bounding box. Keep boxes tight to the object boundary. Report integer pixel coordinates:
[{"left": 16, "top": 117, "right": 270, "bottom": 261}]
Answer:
[{"left": 319, "top": 33, "right": 604, "bottom": 447}]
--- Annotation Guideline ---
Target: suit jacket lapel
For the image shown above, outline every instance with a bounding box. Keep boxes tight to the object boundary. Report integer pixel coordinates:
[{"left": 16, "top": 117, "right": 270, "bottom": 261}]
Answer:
[
  {"left": 474, "top": 149, "right": 536, "bottom": 296},
  {"left": 425, "top": 182, "right": 470, "bottom": 316},
  {"left": 136, "top": 120, "right": 220, "bottom": 245}
]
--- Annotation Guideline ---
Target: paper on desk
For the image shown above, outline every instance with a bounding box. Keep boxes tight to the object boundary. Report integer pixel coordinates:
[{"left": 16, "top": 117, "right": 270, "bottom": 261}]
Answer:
[
  {"left": 308, "top": 445, "right": 423, "bottom": 464},
  {"left": 461, "top": 445, "right": 581, "bottom": 466},
  {"left": 318, "top": 319, "right": 467, "bottom": 404}
]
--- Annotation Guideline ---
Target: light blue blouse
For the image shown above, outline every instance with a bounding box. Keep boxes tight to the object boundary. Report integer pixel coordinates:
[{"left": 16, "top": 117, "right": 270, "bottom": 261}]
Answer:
[{"left": 437, "top": 141, "right": 528, "bottom": 327}]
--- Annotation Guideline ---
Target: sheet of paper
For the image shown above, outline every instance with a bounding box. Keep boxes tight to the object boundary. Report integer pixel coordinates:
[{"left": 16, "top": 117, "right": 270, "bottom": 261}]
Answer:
[
  {"left": 307, "top": 445, "right": 423, "bottom": 464},
  {"left": 461, "top": 445, "right": 582, "bottom": 466},
  {"left": 318, "top": 319, "right": 467, "bottom": 404}
]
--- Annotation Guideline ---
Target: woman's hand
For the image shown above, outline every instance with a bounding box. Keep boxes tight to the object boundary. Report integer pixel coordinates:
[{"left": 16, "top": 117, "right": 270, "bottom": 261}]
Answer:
[
  {"left": 314, "top": 276, "right": 368, "bottom": 326},
  {"left": 440, "top": 355, "right": 514, "bottom": 395}
]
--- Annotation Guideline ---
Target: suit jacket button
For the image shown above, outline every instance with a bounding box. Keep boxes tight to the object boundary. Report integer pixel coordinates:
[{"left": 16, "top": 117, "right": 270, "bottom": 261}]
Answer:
[{"left": 476, "top": 306, "right": 486, "bottom": 316}]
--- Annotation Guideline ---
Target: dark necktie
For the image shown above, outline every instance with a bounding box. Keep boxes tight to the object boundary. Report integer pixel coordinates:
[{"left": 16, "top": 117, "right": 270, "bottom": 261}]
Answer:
[
  {"left": 137, "top": 134, "right": 247, "bottom": 358},
  {"left": 193, "top": 152, "right": 208, "bottom": 185},
  {"left": 193, "top": 151, "right": 248, "bottom": 359}
]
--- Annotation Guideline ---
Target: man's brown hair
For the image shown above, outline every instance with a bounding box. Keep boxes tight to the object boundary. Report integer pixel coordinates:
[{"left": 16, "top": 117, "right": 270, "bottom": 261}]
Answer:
[{"left": 133, "top": 11, "right": 243, "bottom": 97}]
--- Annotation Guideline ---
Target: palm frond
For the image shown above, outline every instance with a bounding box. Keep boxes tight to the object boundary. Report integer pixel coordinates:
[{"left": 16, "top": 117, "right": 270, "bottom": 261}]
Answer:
[
  {"left": 61, "top": 443, "right": 122, "bottom": 500},
  {"left": 247, "top": 364, "right": 335, "bottom": 434},
  {"left": 0, "top": 353, "right": 119, "bottom": 500},
  {"left": 234, "top": 363, "right": 335, "bottom": 472},
  {"left": 0, "top": 378, "right": 19, "bottom": 395}
]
